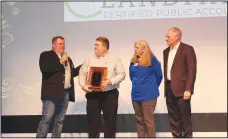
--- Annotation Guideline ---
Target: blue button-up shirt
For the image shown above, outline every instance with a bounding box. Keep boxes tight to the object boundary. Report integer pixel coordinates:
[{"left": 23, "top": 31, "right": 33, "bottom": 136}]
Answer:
[{"left": 129, "top": 56, "right": 163, "bottom": 101}]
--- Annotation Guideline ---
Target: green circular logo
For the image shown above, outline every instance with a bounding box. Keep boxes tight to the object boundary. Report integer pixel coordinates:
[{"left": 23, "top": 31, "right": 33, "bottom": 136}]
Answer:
[{"left": 65, "top": 2, "right": 103, "bottom": 19}]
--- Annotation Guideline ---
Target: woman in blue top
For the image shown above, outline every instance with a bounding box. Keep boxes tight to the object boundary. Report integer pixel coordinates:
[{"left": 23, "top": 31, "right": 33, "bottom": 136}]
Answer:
[{"left": 129, "top": 40, "right": 163, "bottom": 137}]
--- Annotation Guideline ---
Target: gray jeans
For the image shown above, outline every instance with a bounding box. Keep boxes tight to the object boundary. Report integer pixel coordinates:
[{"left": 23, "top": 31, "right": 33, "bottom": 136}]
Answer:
[
  {"left": 36, "top": 91, "right": 69, "bottom": 138},
  {"left": 132, "top": 99, "right": 157, "bottom": 138}
]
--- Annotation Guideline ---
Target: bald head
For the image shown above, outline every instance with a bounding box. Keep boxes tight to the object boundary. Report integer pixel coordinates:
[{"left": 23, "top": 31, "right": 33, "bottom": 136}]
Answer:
[{"left": 166, "top": 27, "right": 182, "bottom": 47}]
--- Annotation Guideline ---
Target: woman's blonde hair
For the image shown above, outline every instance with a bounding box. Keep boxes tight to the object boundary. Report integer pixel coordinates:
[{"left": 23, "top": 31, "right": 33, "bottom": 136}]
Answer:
[{"left": 131, "top": 40, "right": 154, "bottom": 67}]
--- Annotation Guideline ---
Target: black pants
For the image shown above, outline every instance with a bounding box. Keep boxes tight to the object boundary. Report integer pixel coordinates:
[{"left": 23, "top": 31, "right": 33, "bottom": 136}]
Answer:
[
  {"left": 85, "top": 89, "right": 119, "bottom": 138},
  {"left": 166, "top": 81, "right": 192, "bottom": 138}
]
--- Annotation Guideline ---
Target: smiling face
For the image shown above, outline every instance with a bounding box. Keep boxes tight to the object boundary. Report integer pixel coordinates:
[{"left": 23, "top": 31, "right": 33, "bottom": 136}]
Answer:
[
  {"left": 53, "top": 38, "right": 65, "bottom": 55},
  {"left": 94, "top": 40, "right": 107, "bottom": 56}
]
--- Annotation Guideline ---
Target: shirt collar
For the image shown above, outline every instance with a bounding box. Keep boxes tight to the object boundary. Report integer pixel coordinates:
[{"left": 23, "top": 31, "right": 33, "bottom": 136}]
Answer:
[
  {"left": 95, "top": 51, "right": 110, "bottom": 58},
  {"left": 171, "top": 41, "right": 181, "bottom": 51},
  {"left": 53, "top": 50, "right": 62, "bottom": 58}
]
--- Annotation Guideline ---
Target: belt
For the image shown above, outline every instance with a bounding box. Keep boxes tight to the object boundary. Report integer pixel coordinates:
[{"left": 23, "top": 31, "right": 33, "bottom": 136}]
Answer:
[{"left": 64, "top": 88, "right": 70, "bottom": 91}]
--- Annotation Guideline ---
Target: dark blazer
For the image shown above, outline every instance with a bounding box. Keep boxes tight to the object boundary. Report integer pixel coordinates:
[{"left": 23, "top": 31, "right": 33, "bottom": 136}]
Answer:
[
  {"left": 39, "top": 50, "right": 81, "bottom": 102},
  {"left": 163, "top": 42, "right": 197, "bottom": 97}
]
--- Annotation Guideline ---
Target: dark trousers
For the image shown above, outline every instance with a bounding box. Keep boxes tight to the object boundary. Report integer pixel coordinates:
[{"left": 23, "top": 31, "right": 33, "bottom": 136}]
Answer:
[
  {"left": 132, "top": 99, "right": 157, "bottom": 138},
  {"left": 85, "top": 89, "right": 119, "bottom": 138},
  {"left": 166, "top": 81, "right": 192, "bottom": 138}
]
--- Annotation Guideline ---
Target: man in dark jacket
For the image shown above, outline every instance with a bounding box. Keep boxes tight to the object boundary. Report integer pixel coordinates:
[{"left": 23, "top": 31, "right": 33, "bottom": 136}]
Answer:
[
  {"left": 163, "top": 27, "right": 197, "bottom": 138},
  {"left": 36, "top": 36, "right": 81, "bottom": 138}
]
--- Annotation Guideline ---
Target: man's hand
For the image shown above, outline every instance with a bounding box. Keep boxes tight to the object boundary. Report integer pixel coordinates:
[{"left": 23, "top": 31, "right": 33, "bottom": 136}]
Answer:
[
  {"left": 60, "top": 54, "right": 68, "bottom": 64},
  {"left": 101, "top": 78, "right": 112, "bottom": 88},
  {"left": 183, "top": 90, "right": 191, "bottom": 100},
  {"left": 82, "top": 85, "right": 92, "bottom": 92}
]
